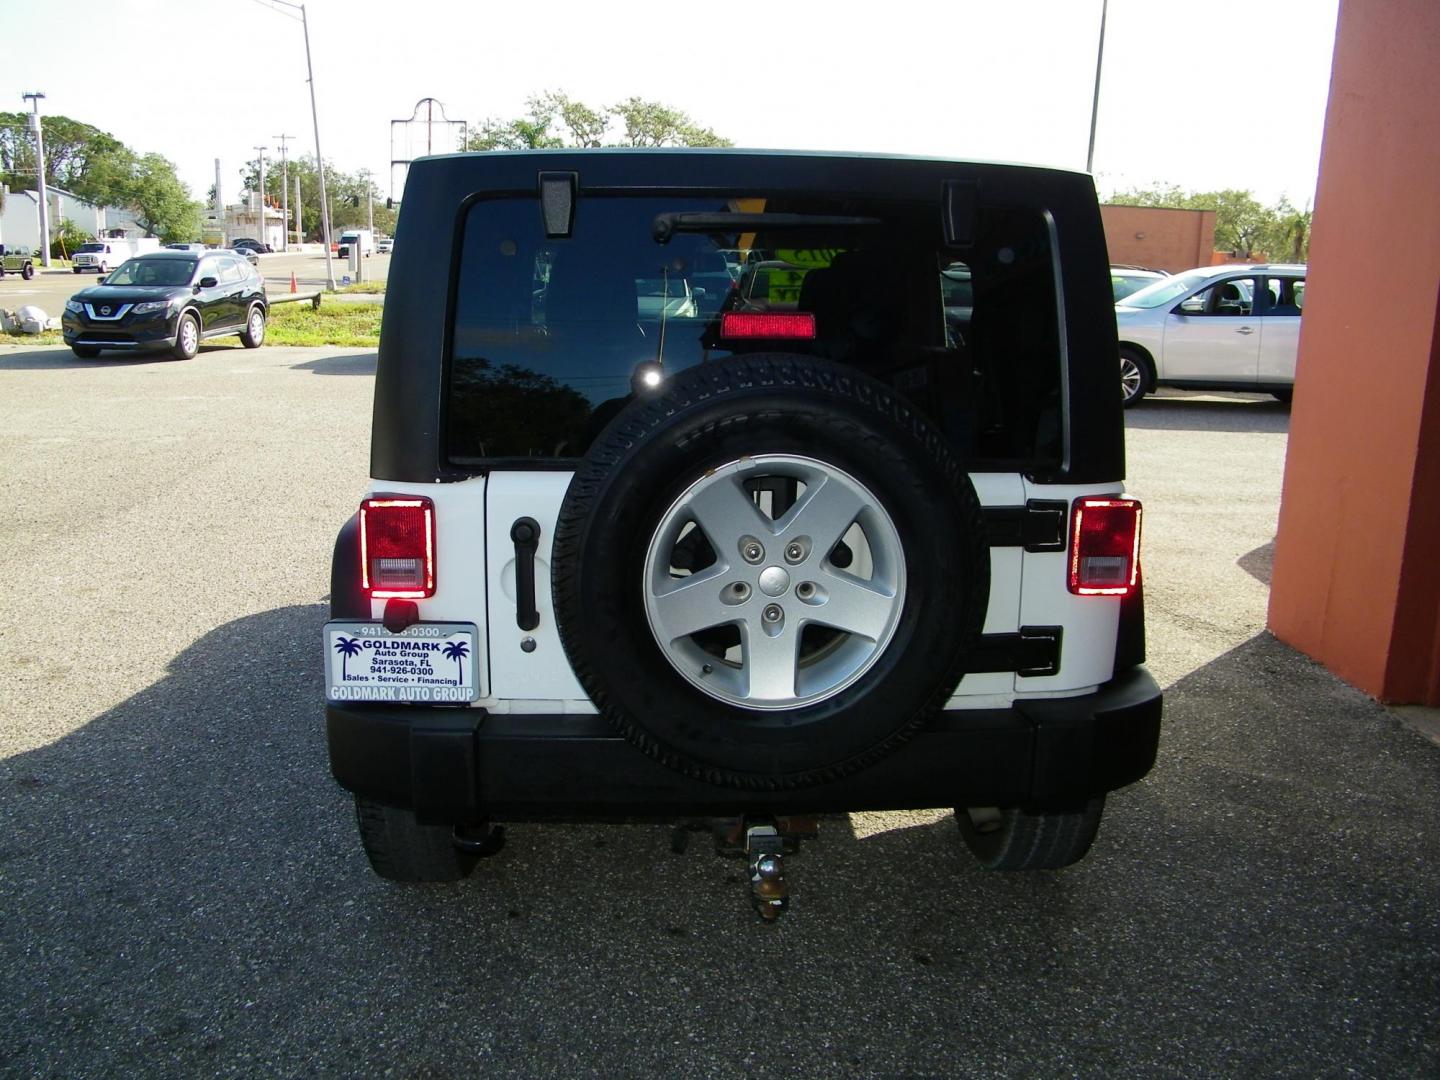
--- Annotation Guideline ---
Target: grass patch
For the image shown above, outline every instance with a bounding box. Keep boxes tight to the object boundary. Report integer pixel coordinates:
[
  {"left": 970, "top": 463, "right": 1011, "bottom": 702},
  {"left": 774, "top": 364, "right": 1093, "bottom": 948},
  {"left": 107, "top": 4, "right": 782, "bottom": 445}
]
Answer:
[
  {"left": 331, "top": 280, "right": 386, "bottom": 294},
  {"left": 3, "top": 327, "right": 64, "bottom": 345},
  {"left": 265, "top": 301, "right": 382, "bottom": 347}
]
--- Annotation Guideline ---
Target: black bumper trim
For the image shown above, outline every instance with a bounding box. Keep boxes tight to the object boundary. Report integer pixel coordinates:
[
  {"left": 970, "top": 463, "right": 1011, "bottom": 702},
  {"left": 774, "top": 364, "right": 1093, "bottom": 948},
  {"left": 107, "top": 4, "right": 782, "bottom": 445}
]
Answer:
[{"left": 326, "top": 667, "right": 1161, "bottom": 822}]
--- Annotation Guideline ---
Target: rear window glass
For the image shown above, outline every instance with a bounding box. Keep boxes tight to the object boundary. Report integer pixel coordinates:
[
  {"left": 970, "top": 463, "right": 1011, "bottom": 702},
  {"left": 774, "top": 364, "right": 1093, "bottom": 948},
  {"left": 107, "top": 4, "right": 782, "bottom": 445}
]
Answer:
[{"left": 447, "top": 193, "right": 1062, "bottom": 468}]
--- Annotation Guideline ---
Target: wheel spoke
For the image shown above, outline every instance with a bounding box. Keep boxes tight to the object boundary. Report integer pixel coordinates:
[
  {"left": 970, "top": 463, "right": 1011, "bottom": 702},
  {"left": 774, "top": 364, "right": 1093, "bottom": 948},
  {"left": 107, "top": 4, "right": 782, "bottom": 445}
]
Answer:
[
  {"left": 687, "top": 474, "right": 770, "bottom": 552},
  {"left": 742, "top": 625, "right": 799, "bottom": 701},
  {"left": 813, "top": 572, "right": 898, "bottom": 641},
  {"left": 649, "top": 567, "right": 731, "bottom": 642},
  {"left": 783, "top": 473, "right": 867, "bottom": 555}
]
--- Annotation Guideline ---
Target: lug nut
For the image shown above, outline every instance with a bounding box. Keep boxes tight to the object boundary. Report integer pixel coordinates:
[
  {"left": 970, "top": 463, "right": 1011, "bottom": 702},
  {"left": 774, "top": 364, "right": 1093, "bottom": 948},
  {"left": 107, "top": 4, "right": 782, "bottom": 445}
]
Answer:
[
  {"left": 762, "top": 604, "right": 783, "bottom": 624},
  {"left": 741, "top": 539, "right": 764, "bottom": 563},
  {"left": 785, "top": 542, "right": 805, "bottom": 563},
  {"left": 730, "top": 582, "right": 751, "bottom": 601},
  {"left": 796, "top": 581, "right": 815, "bottom": 600}
]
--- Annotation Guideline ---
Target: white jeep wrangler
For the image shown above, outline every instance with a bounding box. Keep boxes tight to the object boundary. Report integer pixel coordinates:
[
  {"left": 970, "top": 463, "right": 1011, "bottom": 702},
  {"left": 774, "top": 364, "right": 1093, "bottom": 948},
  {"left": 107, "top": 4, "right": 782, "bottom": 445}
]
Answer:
[{"left": 324, "top": 150, "right": 1160, "bottom": 915}]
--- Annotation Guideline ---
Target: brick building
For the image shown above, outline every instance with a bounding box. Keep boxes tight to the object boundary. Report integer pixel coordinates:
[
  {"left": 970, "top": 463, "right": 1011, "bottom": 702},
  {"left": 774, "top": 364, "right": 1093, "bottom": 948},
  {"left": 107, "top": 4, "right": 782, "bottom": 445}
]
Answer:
[{"left": 1100, "top": 204, "right": 1218, "bottom": 273}]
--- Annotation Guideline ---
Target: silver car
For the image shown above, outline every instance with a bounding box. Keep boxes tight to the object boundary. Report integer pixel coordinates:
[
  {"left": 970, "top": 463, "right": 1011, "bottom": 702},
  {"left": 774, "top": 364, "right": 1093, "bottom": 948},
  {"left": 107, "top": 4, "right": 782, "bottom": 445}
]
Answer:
[{"left": 1114, "top": 263, "right": 1307, "bottom": 406}]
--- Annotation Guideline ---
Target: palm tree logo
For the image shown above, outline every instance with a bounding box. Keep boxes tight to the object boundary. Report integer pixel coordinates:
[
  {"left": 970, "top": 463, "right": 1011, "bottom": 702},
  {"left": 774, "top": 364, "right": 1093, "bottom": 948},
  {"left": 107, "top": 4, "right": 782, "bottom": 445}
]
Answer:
[
  {"left": 333, "top": 635, "right": 363, "bottom": 680},
  {"left": 442, "top": 640, "right": 470, "bottom": 687}
]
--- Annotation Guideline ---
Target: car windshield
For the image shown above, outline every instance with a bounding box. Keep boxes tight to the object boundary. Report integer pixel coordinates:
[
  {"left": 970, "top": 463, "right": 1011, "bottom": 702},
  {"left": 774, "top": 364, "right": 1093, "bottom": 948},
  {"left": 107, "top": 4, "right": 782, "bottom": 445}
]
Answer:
[
  {"left": 76, "top": 243, "right": 106, "bottom": 253},
  {"left": 1116, "top": 270, "right": 1212, "bottom": 309},
  {"left": 104, "top": 258, "right": 197, "bottom": 286}
]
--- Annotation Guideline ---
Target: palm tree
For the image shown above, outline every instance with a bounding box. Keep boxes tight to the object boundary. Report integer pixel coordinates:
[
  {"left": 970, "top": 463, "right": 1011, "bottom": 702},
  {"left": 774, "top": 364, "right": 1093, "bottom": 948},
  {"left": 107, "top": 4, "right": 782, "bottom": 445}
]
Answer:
[
  {"left": 442, "top": 640, "right": 470, "bottom": 687},
  {"left": 333, "top": 635, "right": 362, "bottom": 680}
]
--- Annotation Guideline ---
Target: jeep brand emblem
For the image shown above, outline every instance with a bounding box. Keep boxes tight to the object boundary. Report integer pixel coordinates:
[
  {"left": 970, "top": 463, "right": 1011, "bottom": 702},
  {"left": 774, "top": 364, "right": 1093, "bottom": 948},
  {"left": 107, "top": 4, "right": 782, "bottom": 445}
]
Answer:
[{"left": 100, "top": 306, "right": 111, "bottom": 315}]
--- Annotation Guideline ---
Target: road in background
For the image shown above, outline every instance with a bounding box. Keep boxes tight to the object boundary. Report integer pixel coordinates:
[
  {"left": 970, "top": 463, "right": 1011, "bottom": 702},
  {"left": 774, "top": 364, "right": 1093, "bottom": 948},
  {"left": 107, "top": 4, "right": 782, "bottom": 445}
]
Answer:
[
  {"left": 0, "top": 346, "right": 1435, "bottom": 1078},
  {"left": 0, "top": 250, "right": 390, "bottom": 318}
]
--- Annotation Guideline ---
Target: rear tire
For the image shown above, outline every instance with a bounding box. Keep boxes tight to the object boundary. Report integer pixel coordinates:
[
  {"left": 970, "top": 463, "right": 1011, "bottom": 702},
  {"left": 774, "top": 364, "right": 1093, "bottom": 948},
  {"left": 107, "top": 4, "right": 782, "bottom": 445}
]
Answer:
[
  {"left": 71, "top": 345, "right": 101, "bottom": 359},
  {"left": 22, "top": 262, "right": 34, "bottom": 280},
  {"left": 354, "top": 797, "right": 479, "bottom": 882},
  {"left": 956, "top": 797, "right": 1105, "bottom": 870},
  {"left": 240, "top": 305, "right": 266, "bottom": 348}
]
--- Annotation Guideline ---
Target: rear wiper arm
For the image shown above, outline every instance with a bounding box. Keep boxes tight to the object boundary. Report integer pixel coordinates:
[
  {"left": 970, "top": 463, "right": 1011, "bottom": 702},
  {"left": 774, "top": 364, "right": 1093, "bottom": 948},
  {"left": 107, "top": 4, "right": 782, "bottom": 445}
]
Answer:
[{"left": 652, "top": 212, "right": 883, "bottom": 243}]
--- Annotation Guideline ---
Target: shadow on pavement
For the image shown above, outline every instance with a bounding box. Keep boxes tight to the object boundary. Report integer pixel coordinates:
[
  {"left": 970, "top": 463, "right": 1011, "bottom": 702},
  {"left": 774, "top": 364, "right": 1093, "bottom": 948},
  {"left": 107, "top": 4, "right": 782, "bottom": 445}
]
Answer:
[
  {"left": 289, "top": 351, "right": 377, "bottom": 376},
  {"left": 1, "top": 614, "right": 1436, "bottom": 1076},
  {"left": 1238, "top": 539, "right": 1276, "bottom": 585},
  {"left": 1126, "top": 394, "right": 1292, "bottom": 434}
]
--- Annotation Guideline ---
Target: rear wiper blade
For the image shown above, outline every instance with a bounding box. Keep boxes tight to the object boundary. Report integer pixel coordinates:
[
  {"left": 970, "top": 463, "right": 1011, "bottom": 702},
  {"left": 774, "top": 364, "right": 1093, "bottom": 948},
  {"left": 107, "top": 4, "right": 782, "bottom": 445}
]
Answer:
[{"left": 652, "top": 212, "right": 883, "bottom": 243}]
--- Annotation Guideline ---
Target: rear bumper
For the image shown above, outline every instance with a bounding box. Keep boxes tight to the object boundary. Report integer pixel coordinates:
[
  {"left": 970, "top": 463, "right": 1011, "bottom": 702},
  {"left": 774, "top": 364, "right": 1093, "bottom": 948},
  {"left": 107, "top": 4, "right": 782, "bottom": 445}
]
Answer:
[{"left": 326, "top": 667, "right": 1162, "bottom": 823}]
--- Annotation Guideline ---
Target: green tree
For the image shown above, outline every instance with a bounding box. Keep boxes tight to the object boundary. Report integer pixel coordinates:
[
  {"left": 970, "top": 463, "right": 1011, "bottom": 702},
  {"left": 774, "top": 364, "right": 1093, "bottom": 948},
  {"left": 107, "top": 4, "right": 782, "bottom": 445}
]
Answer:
[
  {"left": 0, "top": 113, "right": 134, "bottom": 207},
  {"left": 121, "top": 153, "right": 203, "bottom": 242},
  {"left": 466, "top": 92, "right": 731, "bottom": 152},
  {"left": 49, "top": 217, "right": 93, "bottom": 260},
  {"left": 239, "top": 156, "right": 396, "bottom": 241}
]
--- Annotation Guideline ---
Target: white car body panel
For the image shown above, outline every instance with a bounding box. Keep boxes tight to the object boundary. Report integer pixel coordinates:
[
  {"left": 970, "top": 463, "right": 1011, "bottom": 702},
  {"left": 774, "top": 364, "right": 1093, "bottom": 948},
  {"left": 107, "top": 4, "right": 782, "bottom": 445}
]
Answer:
[{"left": 1161, "top": 310, "right": 1259, "bottom": 384}]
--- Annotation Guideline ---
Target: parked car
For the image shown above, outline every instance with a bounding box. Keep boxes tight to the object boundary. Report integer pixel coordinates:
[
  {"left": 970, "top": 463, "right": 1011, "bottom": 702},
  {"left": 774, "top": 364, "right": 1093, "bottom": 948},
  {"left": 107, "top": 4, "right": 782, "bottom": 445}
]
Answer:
[
  {"left": 165, "top": 243, "right": 209, "bottom": 252},
  {"left": 0, "top": 243, "right": 36, "bottom": 279},
  {"left": 376, "top": 237, "right": 394, "bottom": 254},
  {"left": 1114, "top": 263, "right": 1307, "bottom": 405},
  {"left": 62, "top": 250, "right": 268, "bottom": 360},
  {"left": 232, "top": 238, "right": 271, "bottom": 254},
  {"left": 229, "top": 246, "right": 260, "bottom": 267},
  {"left": 322, "top": 149, "right": 1160, "bottom": 915},
  {"left": 1110, "top": 265, "right": 1167, "bottom": 302}
]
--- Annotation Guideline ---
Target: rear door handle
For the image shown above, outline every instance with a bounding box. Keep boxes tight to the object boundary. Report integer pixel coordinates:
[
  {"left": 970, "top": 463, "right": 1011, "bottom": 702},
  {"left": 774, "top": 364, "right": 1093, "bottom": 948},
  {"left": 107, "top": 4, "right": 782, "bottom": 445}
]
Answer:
[
  {"left": 510, "top": 517, "right": 541, "bottom": 631},
  {"left": 1235, "top": 326, "right": 1254, "bottom": 335}
]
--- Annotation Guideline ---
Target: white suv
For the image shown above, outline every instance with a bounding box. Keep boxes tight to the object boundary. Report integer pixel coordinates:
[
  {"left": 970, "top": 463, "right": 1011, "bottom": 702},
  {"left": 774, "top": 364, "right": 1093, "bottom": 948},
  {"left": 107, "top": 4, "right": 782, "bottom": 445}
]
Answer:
[
  {"left": 1115, "top": 263, "right": 1307, "bottom": 406},
  {"left": 323, "top": 151, "right": 1161, "bottom": 913}
]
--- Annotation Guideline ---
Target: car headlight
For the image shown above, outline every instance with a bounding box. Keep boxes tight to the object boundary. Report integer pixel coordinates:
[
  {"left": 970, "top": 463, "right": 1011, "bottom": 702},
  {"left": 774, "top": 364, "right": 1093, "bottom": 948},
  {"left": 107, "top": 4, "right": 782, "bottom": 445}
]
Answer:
[
  {"left": 133, "top": 300, "right": 175, "bottom": 314},
  {"left": 65, "top": 300, "right": 83, "bottom": 314}
]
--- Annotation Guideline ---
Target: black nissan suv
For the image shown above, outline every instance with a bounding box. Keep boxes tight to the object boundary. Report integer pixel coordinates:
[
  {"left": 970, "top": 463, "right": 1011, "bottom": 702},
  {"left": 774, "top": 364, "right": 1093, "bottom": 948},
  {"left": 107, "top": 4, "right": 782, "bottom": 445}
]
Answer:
[
  {"left": 323, "top": 149, "right": 1161, "bottom": 914},
  {"left": 63, "top": 249, "right": 269, "bottom": 360}
]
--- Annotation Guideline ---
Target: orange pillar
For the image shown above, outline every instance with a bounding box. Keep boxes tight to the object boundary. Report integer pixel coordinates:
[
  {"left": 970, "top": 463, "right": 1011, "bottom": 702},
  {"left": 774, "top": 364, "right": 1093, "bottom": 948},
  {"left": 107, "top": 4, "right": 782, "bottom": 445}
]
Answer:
[{"left": 1268, "top": 0, "right": 1440, "bottom": 704}]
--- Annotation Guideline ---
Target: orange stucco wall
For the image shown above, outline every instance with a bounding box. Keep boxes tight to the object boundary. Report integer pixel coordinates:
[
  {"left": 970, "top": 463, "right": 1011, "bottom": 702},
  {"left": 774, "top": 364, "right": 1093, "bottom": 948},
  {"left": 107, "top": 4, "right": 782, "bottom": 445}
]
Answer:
[
  {"left": 1267, "top": 0, "right": 1440, "bottom": 704},
  {"left": 1100, "top": 205, "right": 1217, "bottom": 273}
]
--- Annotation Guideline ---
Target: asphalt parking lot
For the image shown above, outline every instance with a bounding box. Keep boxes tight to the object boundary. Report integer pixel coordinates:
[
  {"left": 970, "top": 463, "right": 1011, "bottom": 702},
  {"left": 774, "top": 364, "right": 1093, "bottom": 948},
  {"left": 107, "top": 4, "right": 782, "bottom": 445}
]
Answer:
[{"left": 1, "top": 344, "right": 1436, "bottom": 1078}]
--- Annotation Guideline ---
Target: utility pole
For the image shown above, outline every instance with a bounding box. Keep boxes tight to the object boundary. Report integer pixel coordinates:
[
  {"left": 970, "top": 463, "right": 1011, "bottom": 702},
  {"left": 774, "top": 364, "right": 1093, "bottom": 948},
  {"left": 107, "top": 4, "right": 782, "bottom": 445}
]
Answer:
[
  {"left": 254, "top": 145, "right": 268, "bottom": 248},
  {"left": 295, "top": 174, "right": 303, "bottom": 244},
  {"left": 21, "top": 91, "right": 50, "bottom": 267},
  {"left": 274, "top": 134, "right": 294, "bottom": 251},
  {"left": 360, "top": 168, "right": 373, "bottom": 234},
  {"left": 1086, "top": 0, "right": 1109, "bottom": 174}
]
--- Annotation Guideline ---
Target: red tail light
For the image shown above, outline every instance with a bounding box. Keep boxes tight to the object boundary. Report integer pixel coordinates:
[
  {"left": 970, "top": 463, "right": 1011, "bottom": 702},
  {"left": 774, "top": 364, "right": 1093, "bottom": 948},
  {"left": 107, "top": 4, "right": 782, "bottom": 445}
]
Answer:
[
  {"left": 720, "top": 312, "right": 816, "bottom": 339},
  {"left": 360, "top": 497, "right": 435, "bottom": 598},
  {"left": 1068, "top": 498, "right": 1142, "bottom": 596}
]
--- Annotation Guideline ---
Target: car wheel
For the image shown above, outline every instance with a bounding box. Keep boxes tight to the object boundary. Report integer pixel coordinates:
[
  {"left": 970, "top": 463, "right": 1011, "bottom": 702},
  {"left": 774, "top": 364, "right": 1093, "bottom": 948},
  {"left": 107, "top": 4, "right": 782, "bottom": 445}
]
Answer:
[
  {"left": 73, "top": 267, "right": 82, "bottom": 274},
  {"left": 21, "top": 263, "right": 34, "bottom": 280},
  {"left": 71, "top": 345, "right": 101, "bottom": 359},
  {"left": 240, "top": 305, "right": 266, "bottom": 348},
  {"left": 171, "top": 312, "right": 200, "bottom": 360},
  {"left": 98, "top": 263, "right": 108, "bottom": 274},
  {"left": 956, "top": 797, "right": 1105, "bottom": 870},
  {"left": 1119, "top": 347, "right": 1151, "bottom": 408},
  {"left": 353, "top": 797, "right": 480, "bottom": 882},
  {"left": 552, "top": 354, "right": 991, "bottom": 790}
]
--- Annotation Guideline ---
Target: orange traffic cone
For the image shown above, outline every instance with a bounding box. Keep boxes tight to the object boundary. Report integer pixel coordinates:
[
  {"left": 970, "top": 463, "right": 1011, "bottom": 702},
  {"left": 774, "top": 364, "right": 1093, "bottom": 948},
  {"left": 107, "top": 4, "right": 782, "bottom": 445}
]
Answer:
[{"left": 290, "top": 271, "right": 298, "bottom": 293}]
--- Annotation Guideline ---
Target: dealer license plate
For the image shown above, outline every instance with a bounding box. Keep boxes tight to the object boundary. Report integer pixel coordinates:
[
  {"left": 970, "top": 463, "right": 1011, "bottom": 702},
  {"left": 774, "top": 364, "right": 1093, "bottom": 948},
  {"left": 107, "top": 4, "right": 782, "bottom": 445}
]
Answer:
[{"left": 324, "top": 621, "right": 481, "bottom": 703}]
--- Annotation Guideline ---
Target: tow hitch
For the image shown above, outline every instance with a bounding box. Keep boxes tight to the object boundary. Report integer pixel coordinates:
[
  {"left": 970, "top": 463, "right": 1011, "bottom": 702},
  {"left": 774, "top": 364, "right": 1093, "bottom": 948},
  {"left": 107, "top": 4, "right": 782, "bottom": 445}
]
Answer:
[{"left": 671, "top": 815, "right": 818, "bottom": 921}]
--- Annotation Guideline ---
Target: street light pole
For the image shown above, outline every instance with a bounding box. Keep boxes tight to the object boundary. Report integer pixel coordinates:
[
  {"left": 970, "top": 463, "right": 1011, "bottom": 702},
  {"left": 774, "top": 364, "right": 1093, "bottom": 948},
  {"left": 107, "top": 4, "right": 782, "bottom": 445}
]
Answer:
[
  {"left": 274, "top": 133, "right": 293, "bottom": 251},
  {"left": 21, "top": 91, "right": 50, "bottom": 267},
  {"left": 254, "top": 145, "right": 267, "bottom": 248},
  {"left": 1086, "top": 0, "right": 1109, "bottom": 175},
  {"left": 265, "top": 0, "right": 335, "bottom": 288}
]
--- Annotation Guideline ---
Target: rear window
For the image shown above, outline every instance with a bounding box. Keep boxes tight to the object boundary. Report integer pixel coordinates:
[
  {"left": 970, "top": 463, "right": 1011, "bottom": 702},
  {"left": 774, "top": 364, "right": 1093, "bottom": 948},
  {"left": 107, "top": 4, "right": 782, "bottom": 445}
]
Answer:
[{"left": 447, "top": 193, "right": 1062, "bottom": 468}]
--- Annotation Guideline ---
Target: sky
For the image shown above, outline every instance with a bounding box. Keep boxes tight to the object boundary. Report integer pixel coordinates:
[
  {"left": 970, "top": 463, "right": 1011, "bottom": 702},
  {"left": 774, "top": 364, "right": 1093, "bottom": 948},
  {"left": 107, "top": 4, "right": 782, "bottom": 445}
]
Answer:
[{"left": 1, "top": 0, "right": 1340, "bottom": 209}]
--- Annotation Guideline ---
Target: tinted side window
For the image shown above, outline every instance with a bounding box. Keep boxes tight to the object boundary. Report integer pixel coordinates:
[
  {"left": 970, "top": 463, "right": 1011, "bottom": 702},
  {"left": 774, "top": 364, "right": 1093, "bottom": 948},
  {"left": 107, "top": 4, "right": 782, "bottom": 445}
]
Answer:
[{"left": 448, "top": 194, "right": 1061, "bottom": 468}]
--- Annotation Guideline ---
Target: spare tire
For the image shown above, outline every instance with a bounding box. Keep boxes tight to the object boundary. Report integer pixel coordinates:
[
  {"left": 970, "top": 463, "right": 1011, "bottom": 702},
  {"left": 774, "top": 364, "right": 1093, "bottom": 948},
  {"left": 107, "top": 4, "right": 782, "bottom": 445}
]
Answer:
[{"left": 552, "top": 354, "right": 990, "bottom": 790}]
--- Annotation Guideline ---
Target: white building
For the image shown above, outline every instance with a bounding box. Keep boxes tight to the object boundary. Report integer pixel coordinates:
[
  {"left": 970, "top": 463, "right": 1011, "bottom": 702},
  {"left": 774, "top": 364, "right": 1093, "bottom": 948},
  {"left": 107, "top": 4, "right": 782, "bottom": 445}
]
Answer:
[
  {"left": 223, "top": 192, "right": 286, "bottom": 250},
  {"left": 0, "top": 185, "right": 150, "bottom": 249}
]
